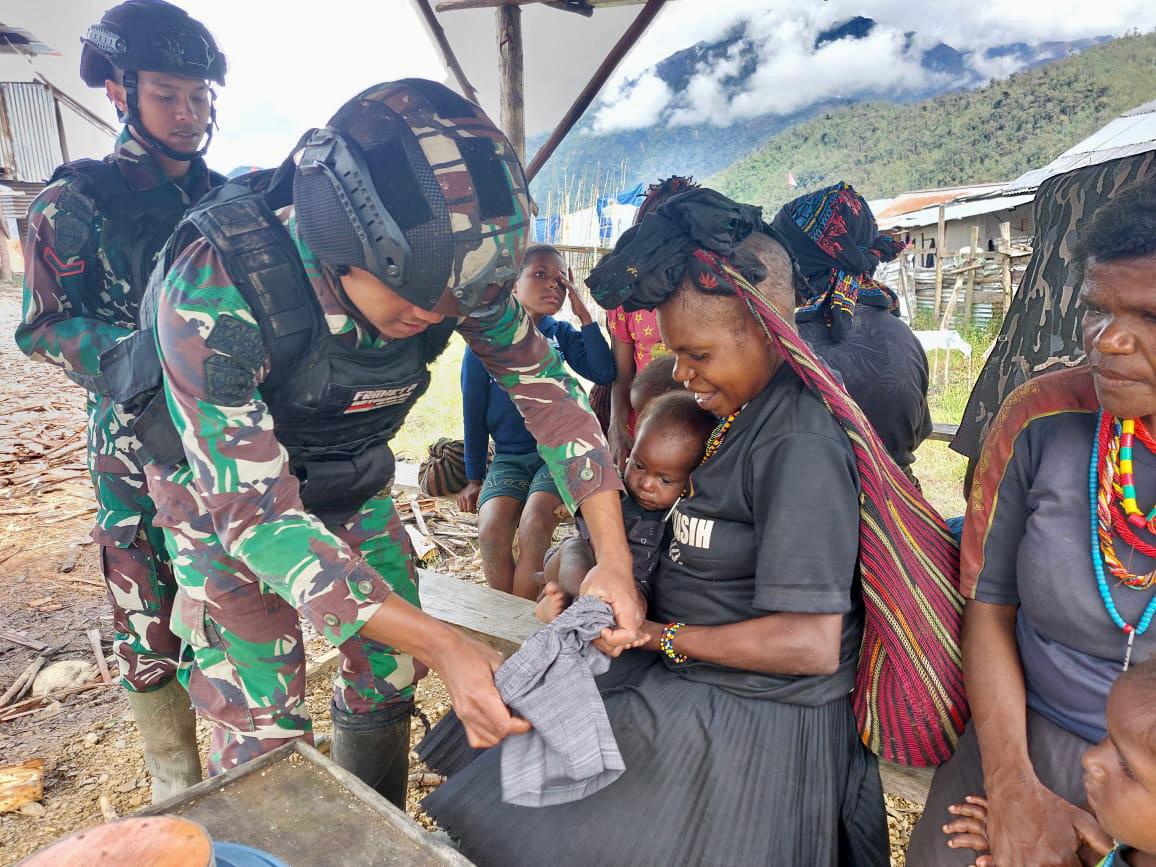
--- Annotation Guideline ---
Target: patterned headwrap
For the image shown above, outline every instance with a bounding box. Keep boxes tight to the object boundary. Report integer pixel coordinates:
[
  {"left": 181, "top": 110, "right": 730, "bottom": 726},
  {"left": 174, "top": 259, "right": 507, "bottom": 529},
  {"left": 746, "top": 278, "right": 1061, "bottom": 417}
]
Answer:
[
  {"left": 773, "top": 181, "right": 905, "bottom": 342},
  {"left": 586, "top": 189, "right": 967, "bottom": 767}
]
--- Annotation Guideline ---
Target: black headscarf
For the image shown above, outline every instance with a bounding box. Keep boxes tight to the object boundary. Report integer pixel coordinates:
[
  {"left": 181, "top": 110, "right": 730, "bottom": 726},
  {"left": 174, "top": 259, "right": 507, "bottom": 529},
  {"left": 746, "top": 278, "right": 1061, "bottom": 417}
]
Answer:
[{"left": 585, "top": 188, "right": 788, "bottom": 312}]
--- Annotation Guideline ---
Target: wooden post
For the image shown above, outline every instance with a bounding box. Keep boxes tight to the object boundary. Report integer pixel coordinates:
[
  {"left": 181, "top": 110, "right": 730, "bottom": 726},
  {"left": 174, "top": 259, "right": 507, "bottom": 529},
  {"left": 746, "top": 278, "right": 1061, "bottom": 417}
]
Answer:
[
  {"left": 52, "top": 93, "right": 70, "bottom": 163},
  {"left": 933, "top": 203, "right": 945, "bottom": 321},
  {"left": 497, "top": 3, "right": 525, "bottom": 162},
  {"left": 1000, "top": 221, "right": 1013, "bottom": 312},
  {"left": 412, "top": 0, "right": 481, "bottom": 104},
  {"left": 964, "top": 224, "right": 979, "bottom": 329}
]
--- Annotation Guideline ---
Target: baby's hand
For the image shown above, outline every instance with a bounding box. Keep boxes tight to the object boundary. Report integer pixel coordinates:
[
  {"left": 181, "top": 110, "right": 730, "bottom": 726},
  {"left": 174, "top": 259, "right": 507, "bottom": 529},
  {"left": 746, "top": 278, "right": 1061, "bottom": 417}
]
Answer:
[
  {"left": 534, "top": 581, "right": 568, "bottom": 623},
  {"left": 944, "top": 795, "right": 994, "bottom": 866}
]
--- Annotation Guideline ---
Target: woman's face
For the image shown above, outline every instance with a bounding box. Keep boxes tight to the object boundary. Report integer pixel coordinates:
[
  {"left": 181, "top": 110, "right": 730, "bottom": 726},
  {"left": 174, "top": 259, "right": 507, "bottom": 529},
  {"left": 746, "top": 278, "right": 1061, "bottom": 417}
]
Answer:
[
  {"left": 1081, "top": 677, "right": 1156, "bottom": 853},
  {"left": 1081, "top": 255, "right": 1156, "bottom": 422},
  {"left": 656, "top": 288, "right": 779, "bottom": 417},
  {"left": 513, "top": 252, "right": 566, "bottom": 318}
]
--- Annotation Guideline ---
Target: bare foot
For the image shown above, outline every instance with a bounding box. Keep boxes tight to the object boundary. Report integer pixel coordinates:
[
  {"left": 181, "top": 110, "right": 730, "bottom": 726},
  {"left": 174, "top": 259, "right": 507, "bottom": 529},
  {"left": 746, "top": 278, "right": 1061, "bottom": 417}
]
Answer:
[{"left": 534, "top": 581, "right": 567, "bottom": 623}]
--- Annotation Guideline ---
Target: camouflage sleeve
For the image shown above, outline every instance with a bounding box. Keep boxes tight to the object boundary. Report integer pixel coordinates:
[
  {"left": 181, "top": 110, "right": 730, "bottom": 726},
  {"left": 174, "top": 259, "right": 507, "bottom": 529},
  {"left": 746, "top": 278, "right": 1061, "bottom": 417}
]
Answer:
[
  {"left": 458, "top": 292, "right": 623, "bottom": 514},
  {"left": 15, "top": 181, "right": 132, "bottom": 384},
  {"left": 155, "top": 239, "right": 394, "bottom": 647}
]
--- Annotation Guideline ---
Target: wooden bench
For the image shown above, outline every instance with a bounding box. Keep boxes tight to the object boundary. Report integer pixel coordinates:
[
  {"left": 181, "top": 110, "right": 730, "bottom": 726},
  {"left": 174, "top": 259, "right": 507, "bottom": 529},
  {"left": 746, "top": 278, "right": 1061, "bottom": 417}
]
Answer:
[
  {"left": 927, "top": 422, "right": 959, "bottom": 444},
  {"left": 307, "top": 568, "right": 935, "bottom": 805}
]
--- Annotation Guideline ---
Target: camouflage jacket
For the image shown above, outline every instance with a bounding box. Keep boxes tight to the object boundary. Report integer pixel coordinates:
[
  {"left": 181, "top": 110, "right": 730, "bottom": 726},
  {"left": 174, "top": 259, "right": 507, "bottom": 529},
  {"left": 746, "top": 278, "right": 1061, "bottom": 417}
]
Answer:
[
  {"left": 146, "top": 207, "right": 621, "bottom": 645},
  {"left": 16, "top": 129, "right": 218, "bottom": 546}
]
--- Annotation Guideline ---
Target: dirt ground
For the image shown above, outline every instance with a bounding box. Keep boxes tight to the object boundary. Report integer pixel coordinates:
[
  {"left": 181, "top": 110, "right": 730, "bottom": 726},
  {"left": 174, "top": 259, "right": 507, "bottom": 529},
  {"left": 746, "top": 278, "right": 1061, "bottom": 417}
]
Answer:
[{"left": 0, "top": 280, "right": 921, "bottom": 865}]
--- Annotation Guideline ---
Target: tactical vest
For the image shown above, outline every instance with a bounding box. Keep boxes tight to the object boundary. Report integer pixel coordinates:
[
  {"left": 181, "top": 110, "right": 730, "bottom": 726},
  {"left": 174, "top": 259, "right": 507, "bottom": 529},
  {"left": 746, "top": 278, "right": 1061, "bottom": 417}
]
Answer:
[
  {"left": 127, "top": 187, "right": 455, "bottom": 526},
  {"left": 50, "top": 157, "right": 220, "bottom": 311}
]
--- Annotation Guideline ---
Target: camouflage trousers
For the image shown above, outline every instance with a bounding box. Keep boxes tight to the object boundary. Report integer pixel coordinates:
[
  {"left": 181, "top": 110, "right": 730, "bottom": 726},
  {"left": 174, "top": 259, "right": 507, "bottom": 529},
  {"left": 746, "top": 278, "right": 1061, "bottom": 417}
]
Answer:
[
  {"left": 100, "top": 517, "right": 183, "bottom": 693},
  {"left": 162, "top": 495, "right": 424, "bottom": 775}
]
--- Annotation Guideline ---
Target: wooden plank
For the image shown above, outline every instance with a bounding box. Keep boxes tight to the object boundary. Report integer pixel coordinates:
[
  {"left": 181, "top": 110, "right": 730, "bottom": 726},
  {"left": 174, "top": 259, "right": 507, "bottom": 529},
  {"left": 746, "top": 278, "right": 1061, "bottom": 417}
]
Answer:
[
  {"left": 412, "top": 0, "right": 481, "bottom": 104},
  {"left": 964, "top": 225, "right": 979, "bottom": 327},
  {"left": 87, "top": 628, "right": 113, "bottom": 684},
  {"left": 933, "top": 203, "right": 946, "bottom": 320},
  {"left": 0, "top": 627, "right": 48, "bottom": 652},
  {"left": 928, "top": 422, "right": 959, "bottom": 443},
  {"left": 879, "top": 761, "right": 933, "bottom": 805},
  {"left": 497, "top": 4, "right": 526, "bottom": 161},
  {"left": 305, "top": 568, "right": 541, "bottom": 682},
  {"left": 525, "top": 0, "right": 669, "bottom": 182},
  {"left": 1000, "top": 221, "right": 1013, "bottom": 308}
]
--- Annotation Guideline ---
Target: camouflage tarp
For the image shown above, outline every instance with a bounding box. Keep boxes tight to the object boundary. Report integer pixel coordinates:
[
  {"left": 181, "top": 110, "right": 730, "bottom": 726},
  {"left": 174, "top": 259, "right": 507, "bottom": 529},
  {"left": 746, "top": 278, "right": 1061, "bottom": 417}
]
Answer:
[{"left": 951, "top": 151, "right": 1156, "bottom": 472}]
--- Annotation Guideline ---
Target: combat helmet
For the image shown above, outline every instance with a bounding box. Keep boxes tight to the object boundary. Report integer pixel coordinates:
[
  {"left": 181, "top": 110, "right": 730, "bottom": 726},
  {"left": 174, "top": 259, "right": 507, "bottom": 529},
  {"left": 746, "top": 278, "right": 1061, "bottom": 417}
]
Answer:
[
  {"left": 80, "top": 0, "right": 226, "bottom": 161},
  {"left": 293, "top": 79, "right": 531, "bottom": 316}
]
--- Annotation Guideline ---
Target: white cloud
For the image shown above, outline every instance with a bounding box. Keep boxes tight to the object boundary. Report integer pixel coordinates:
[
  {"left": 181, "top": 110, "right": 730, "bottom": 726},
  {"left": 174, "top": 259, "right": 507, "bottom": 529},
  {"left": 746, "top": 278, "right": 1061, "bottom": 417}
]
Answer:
[{"left": 591, "top": 71, "right": 672, "bottom": 133}]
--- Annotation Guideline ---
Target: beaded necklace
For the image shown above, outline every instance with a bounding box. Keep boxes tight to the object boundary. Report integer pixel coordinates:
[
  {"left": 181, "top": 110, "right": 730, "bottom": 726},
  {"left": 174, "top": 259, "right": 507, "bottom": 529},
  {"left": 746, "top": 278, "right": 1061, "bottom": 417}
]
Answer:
[
  {"left": 700, "top": 409, "right": 741, "bottom": 464},
  {"left": 1096, "top": 415, "right": 1156, "bottom": 586},
  {"left": 1089, "top": 408, "right": 1156, "bottom": 670}
]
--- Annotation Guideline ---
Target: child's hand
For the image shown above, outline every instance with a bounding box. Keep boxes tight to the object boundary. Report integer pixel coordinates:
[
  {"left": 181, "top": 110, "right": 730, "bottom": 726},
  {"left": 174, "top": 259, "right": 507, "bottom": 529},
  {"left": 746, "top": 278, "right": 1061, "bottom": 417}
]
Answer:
[
  {"left": 534, "top": 581, "right": 567, "bottom": 623},
  {"left": 457, "top": 480, "right": 482, "bottom": 513},
  {"left": 944, "top": 795, "right": 994, "bottom": 866},
  {"left": 560, "top": 268, "right": 593, "bottom": 326}
]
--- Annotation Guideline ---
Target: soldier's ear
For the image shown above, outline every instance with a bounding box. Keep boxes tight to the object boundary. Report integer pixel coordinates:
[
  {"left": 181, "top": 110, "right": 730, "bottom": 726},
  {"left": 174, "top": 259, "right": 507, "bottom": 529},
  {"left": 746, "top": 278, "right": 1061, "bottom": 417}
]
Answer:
[{"left": 104, "top": 79, "right": 127, "bottom": 115}]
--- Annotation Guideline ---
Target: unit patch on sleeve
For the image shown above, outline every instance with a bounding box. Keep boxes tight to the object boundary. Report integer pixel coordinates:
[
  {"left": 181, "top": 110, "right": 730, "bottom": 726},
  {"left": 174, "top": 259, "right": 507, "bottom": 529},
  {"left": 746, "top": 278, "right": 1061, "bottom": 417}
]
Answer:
[
  {"left": 204, "top": 354, "right": 258, "bottom": 407},
  {"left": 205, "top": 314, "right": 267, "bottom": 372}
]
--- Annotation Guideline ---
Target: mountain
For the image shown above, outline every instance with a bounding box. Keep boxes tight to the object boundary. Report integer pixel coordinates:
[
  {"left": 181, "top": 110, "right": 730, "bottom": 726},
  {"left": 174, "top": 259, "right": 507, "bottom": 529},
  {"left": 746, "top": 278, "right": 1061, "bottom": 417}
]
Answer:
[
  {"left": 529, "top": 17, "right": 1111, "bottom": 207},
  {"left": 710, "top": 31, "right": 1156, "bottom": 213}
]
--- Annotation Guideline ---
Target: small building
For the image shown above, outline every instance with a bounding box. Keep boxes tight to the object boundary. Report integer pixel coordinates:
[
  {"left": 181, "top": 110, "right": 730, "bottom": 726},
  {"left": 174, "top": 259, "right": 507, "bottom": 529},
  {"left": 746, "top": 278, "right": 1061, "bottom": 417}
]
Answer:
[{"left": 874, "top": 182, "right": 1035, "bottom": 265}]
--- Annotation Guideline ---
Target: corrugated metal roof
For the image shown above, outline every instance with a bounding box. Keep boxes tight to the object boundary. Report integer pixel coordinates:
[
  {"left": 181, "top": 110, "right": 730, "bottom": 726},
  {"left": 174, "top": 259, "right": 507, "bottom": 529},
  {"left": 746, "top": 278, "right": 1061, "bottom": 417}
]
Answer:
[
  {"left": 874, "top": 183, "right": 1007, "bottom": 220},
  {"left": 878, "top": 193, "right": 1035, "bottom": 230},
  {"left": 1007, "top": 101, "right": 1156, "bottom": 191},
  {"left": 0, "top": 82, "right": 62, "bottom": 183}
]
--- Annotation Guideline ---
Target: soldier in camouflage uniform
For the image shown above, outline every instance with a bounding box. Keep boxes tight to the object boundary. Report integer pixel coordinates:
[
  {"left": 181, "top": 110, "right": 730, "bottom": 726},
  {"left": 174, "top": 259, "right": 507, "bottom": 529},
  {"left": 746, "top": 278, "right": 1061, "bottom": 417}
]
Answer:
[
  {"left": 16, "top": 0, "right": 225, "bottom": 802},
  {"left": 142, "top": 80, "right": 643, "bottom": 808}
]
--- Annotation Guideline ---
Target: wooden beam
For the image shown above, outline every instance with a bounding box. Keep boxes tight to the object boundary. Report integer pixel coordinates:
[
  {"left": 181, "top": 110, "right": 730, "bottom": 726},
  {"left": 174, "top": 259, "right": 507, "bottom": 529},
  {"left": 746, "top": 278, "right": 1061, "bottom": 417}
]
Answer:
[
  {"left": 932, "top": 203, "right": 946, "bottom": 321},
  {"left": 526, "top": 0, "right": 668, "bottom": 182},
  {"left": 963, "top": 224, "right": 979, "bottom": 328},
  {"left": 437, "top": 0, "right": 642, "bottom": 10},
  {"left": 412, "top": 0, "right": 481, "bottom": 105},
  {"left": 497, "top": 3, "right": 526, "bottom": 161},
  {"left": 928, "top": 422, "right": 959, "bottom": 443}
]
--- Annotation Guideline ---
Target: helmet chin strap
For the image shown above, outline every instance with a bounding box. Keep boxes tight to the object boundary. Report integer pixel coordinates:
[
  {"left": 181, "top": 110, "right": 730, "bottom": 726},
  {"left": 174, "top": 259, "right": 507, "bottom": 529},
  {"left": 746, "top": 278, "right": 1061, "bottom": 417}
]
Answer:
[{"left": 121, "top": 70, "right": 216, "bottom": 163}]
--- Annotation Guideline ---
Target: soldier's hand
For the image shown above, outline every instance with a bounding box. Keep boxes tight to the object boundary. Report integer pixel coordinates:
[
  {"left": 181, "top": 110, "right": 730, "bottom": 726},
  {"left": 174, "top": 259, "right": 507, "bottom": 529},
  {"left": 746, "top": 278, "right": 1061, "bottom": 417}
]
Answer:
[
  {"left": 579, "top": 560, "right": 646, "bottom": 656},
  {"left": 435, "top": 633, "right": 530, "bottom": 749}
]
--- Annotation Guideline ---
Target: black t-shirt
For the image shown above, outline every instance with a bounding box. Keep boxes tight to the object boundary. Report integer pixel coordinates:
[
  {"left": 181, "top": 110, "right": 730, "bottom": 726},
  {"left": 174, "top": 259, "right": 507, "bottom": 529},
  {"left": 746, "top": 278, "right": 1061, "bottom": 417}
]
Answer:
[
  {"left": 799, "top": 306, "right": 932, "bottom": 471},
  {"left": 578, "top": 493, "right": 668, "bottom": 601},
  {"left": 652, "top": 365, "right": 864, "bottom": 706}
]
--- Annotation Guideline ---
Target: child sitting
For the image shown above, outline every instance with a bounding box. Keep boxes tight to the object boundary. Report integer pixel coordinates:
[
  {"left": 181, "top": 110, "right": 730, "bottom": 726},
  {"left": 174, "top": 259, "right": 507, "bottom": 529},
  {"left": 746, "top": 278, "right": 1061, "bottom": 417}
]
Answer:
[
  {"left": 536, "top": 390, "right": 716, "bottom": 622},
  {"left": 458, "top": 244, "right": 616, "bottom": 599},
  {"left": 942, "top": 658, "right": 1156, "bottom": 866}
]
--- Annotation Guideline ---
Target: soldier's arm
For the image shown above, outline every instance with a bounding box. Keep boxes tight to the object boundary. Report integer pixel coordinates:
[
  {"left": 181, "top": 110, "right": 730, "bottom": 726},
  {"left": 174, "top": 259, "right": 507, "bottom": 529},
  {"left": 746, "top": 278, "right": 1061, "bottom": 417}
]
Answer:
[
  {"left": 458, "top": 293, "right": 622, "bottom": 514},
  {"left": 154, "top": 241, "right": 394, "bottom": 647},
  {"left": 459, "top": 294, "right": 642, "bottom": 644},
  {"left": 15, "top": 182, "right": 133, "bottom": 385}
]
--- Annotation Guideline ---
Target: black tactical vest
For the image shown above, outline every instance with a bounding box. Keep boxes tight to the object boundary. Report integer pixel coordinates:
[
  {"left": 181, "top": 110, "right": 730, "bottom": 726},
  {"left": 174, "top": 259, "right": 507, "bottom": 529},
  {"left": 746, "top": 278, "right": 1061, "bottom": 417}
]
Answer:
[
  {"left": 130, "top": 191, "right": 455, "bottom": 525},
  {"left": 50, "top": 157, "right": 221, "bottom": 309}
]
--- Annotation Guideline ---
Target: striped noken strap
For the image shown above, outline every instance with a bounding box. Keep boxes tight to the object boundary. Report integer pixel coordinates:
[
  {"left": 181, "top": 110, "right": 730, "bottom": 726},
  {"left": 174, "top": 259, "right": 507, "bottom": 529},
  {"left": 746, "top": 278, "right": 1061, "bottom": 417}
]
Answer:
[{"left": 718, "top": 254, "right": 968, "bottom": 767}]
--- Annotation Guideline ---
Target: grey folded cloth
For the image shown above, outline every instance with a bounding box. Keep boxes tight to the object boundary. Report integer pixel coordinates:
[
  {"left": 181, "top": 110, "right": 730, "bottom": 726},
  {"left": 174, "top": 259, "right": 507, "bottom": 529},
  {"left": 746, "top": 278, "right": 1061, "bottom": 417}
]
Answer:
[{"left": 495, "top": 595, "right": 624, "bottom": 807}]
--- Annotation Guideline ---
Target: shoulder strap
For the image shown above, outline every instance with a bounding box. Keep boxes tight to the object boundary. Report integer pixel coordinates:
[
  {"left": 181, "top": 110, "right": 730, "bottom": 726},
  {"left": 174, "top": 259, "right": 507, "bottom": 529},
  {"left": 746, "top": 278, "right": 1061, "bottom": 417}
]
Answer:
[
  {"left": 48, "top": 157, "right": 126, "bottom": 210},
  {"left": 189, "top": 194, "right": 320, "bottom": 384}
]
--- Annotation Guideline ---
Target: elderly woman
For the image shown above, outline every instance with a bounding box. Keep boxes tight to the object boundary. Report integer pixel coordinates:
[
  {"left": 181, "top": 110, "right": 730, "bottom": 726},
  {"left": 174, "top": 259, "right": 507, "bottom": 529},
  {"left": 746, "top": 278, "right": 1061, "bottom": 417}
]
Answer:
[
  {"left": 423, "top": 190, "right": 964, "bottom": 867},
  {"left": 906, "top": 178, "right": 1156, "bottom": 864}
]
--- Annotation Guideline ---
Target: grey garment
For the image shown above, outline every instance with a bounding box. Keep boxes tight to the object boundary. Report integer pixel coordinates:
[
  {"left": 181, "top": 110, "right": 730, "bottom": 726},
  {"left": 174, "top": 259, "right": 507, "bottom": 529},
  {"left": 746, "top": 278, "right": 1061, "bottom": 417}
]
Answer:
[
  {"left": 972, "top": 409, "right": 1156, "bottom": 742},
  {"left": 495, "top": 594, "right": 624, "bottom": 807},
  {"left": 906, "top": 711, "right": 1092, "bottom": 866}
]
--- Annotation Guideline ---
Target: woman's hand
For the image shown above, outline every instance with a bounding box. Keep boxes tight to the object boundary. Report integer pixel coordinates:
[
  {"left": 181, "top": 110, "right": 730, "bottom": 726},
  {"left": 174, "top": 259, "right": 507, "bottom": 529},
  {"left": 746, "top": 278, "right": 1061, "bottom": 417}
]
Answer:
[
  {"left": 560, "top": 268, "right": 594, "bottom": 326},
  {"left": 456, "top": 480, "right": 482, "bottom": 513},
  {"left": 432, "top": 631, "right": 531, "bottom": 748},
  {"left": 944, "top": 795, "right": 994, "bottom": 866},
  {"left": 983, "top": 776, "right": 1112, "bottom": 867}
]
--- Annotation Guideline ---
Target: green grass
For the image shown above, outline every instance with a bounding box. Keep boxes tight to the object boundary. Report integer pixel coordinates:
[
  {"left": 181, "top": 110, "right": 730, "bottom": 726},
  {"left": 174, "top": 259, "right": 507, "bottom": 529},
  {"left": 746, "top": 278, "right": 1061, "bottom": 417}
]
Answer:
[{"left": 392, "top": 334, "right": 466, "bottom": 462}]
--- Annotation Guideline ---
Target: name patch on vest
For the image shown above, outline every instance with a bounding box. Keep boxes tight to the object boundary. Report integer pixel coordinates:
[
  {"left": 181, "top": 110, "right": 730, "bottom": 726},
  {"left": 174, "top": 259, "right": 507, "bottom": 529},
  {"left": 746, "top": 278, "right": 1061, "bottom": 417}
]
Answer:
[{"left": 345, "top": 384, "right": 421, "bottom": 414}]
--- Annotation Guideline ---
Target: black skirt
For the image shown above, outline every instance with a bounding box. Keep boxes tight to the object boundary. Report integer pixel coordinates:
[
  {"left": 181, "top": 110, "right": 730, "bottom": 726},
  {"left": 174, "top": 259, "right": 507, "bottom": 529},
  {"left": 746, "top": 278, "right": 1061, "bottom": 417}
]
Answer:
[{"left": 422, "top": 654, "right": 888, "bottom": 867}]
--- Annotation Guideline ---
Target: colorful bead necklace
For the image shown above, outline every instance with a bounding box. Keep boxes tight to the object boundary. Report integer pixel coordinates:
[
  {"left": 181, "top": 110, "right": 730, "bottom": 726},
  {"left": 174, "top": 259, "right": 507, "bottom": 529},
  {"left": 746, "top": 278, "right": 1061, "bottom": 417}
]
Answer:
[
  {"left": 700, "top": 409, "right": 742, "bottom": 464},
  {"left": 1096, "top": 415, "right": 1156, "bottom": 587},
  {"left": 1089, "top": 408, "right": 1156, "bottom": 670}
]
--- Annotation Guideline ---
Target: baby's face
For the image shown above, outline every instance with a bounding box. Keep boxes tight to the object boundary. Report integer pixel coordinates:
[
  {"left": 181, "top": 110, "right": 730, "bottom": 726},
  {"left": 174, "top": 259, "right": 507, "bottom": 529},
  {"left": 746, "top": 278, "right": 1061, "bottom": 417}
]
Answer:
[
  {"left": 623, "top": 428, "right": 699, "bottom": 512},
  {"left": 1082, "top": 676, "right": 1156, "bottom": 852}
]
